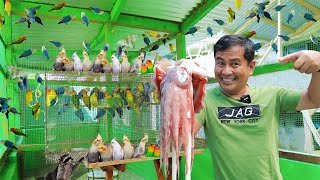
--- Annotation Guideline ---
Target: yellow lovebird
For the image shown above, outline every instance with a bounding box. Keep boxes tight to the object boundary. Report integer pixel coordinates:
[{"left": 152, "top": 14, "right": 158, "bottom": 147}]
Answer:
[
  {"left": 46, "top": 89, "right": 57, "bottom": 107},
  {"left": 147, "top": 31, "right": 160, "bottom": 38},
  {"left": 32, "top": 102, "right": 40, "bottom": 120},
  {"left": 227, "top": 7, "right": 235, "bottom": 23},
  {"left": 169, "top": 43, "right": 174, "bottom": 53},
  {"left": 90, "top": 92, "right": 98, "bottom": 109},
  {"left": 235, "top": 0, "right": 242, "bottom": 11},
  {"left": 26, "top": 90, "right": 33, "bottom": 106},
  {"left": 5, "top": 0, "right": 11, "bottom": 16}
]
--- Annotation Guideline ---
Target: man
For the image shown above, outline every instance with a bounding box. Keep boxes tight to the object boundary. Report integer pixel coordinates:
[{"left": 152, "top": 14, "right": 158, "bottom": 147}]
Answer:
[{"left": 194, "top": 35, "right": 320, "bottom": 180}]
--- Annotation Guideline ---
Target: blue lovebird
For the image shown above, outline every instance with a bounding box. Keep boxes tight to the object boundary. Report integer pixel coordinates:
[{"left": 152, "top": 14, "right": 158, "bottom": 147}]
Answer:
[
  {"left": 75, "top": 108, "right": 84, "bottom": 121},
  {"left": 0, "top": 140, "right": 18, "bottom": 150},
  {"left": 94, "top": 108, "right": 106, "bottom": 120},
  {"left": 206, "top": 26, "right": 213, "bottom": 37},
  {"left": 185, "top": 26, "right": 200, "bottom": 35},
  {"left": 142, "top": 34, "right": 150, "bottom": 46},
  {"left": 41, "top": 45, "right": 49, "bottom": 60},
  {"left": 55, "top": 86, "right": 69, "bottom": 96},
  {"left": 213, "top": 19, "right": 224, "bottom": 25},
  {"left": 303, "top": 13, "right": 317, "bottom": 22},
  {"left": 271, "top": 43, "right": 278, "bottom": 54},
  {"left": 58, "top": 94, "right": 71, "bottom": 115},
  {"left": 81, "top": 11, "right": 89, "bottom": 26},
  {"left": 58, "top": 15, "right": 74, "bottom": 24},
  {"left": 35, "top": 73, "right": 43, "bottom": 84},
  {"left": 83, "top": 40, "right": 90, "bottom": 50},
  {"left": 287, "top": 10, "right": 294, "bottom": 24},
  {"left": 310, "top": 34, "right": 318, "bottom": 44},
  {"left": 103, "top": 43, "right": 109, "bottom": 52},
  {"left": 19, "top": 49, "right": 36, "bottom": 58},
  {"left": 0, "top": 97, "right": 10, "bottom": 113},
  {"left": 49, "top": 40, "right": 62, "bottom": 48},
  {"left": 89, "top": 7, "right": 104, "bottom": 15},
  {"left": 16, "top": 77, "right": 25, "bottom": 91},
  {"left": 22, "top": 76, "right": 28, "bottom": 90}
]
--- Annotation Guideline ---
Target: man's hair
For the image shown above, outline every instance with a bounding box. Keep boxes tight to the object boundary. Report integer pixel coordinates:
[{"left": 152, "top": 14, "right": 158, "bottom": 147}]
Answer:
[{"left": 214, "top": 35, "right": 255, "bottom": 64}]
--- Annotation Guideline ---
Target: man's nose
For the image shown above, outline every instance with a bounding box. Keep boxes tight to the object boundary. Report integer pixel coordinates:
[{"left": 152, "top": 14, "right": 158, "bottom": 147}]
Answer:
[{"left": 222, "top": 65, "right": 233, "bottom": 74}]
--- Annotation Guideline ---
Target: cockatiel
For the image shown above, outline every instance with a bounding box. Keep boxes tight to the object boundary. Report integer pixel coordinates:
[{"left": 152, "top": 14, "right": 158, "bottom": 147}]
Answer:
[
  {"left": 10, "top": 36, "right": 27, "bottom": 45},
  {"left": 123, "top": 134, "right": 134, "bottom": 159},
  {"left": 133, "top": 133, "right": 149, "bottom": 158},
  {"left": 10, "top": 128, "right": 28, "bottom": 137},
  {"left": 227, "top": 7, "right": 235, "bottom": 23},
  {"left": 49, "top": 2, "right": 66, "bottom": 11},
  {"left": 111, "top": 54, "right": 121, "bottom": 74},
  {"left": 129, "top": 53, "right": 144, "bottom": 73},
  {"left": 92, "top": 50, "right": 104, "bottom": 73},
  {"left": 111, "top": 138, "right": 123, "bottom": 161},
  {"left": 63, "top": 58, "right": 74, "bottom": 71},
  {"left": 32, "top": 102, "right": 41, "bottom": 120},
  {"left": 121, "top": 54, "right": 130, "bottom": 73},
  {"left": 53, "top": 54, "right": 65, "bottom": 71},
  {"left": 72, "top": 52, "right": 83, "bottom": 72},
  {"left": 82, "top": 50, "right": 92, "bottom": 72},
  {"left": 86, "top": 134, "right": 103, "bottom": 163},
  {"left": 102, "top": 60, "right": 113, "bottom": 73},
  {"left": 98, "top": 144, "right": 113, "bottom": 161}
]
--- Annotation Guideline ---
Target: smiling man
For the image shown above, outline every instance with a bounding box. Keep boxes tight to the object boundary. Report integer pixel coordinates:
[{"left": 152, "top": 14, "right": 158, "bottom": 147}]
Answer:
[{"left": 195, "top": 35, "right": 320, "bottom": 180}]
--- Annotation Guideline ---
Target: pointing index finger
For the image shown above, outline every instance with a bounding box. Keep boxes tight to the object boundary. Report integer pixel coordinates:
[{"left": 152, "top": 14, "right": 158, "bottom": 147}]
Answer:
[{"left": 278, "top": 51, "right": 300, "bottom": 64}]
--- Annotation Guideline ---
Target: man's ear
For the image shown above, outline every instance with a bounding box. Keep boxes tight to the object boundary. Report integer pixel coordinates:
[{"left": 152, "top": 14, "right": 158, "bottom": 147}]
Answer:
[{"left": 249, "top": 60, "right": 256, "bottom": 75}]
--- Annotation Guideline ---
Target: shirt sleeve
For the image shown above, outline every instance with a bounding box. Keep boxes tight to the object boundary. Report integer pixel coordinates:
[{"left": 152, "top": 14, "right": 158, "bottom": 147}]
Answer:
[
  {"left": 195, "top": 104, "right": 207, "bottom": 125},
  {"left": 277, "top": 87, "right": 303, "bottom": 112}
]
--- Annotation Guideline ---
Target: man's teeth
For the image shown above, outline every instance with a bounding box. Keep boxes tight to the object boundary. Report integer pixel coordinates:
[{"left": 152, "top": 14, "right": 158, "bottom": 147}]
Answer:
[{"left": 222, "top": 78, "right": 235, "bottom": 82}]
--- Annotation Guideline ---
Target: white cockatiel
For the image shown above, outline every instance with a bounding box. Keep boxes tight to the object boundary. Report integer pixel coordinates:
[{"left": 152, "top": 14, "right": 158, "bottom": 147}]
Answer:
[
  {"left": 121, "top": 54, "right": 130, "bottom": 73},
  {"left": 133, "top": 133, "right": 149, "bottom": 158},
  {"left": 122, "top": 134, "right": 134, "bottom": 159},
  {"left": 111, "top": 54, "right": 121, "bottom": 74},
  {"left": 82, "top": 50, "right": 92, "bottom": 72},
  {"left": 110, "top": 138, "right": 123, "bottom": 161},
  {"left": 72, "top": 52, "right": 83, "bottom": 72}
]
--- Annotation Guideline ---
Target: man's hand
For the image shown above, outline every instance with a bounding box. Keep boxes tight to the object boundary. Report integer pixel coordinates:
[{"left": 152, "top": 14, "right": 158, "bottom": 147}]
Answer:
[{"left": 278, "top": 50, "right": 320, "bottom": 74}]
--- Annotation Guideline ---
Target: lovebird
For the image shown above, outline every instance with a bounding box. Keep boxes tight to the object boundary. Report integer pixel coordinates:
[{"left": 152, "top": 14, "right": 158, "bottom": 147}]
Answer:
[
  {"left": 94, "top": 108, "right": 106, "bottom": 120},
  {"left": 4, "top": 0, "right": 11, "bottom": 16},
  {"left": 10, "top": 36, "right": 27, "bottom": 45},
  {"left": 287, "top": 10, "right": 294, "bottom": 24},
  {"left": 81, "top": 12, "right": 89, "bottom": 26},
  {"left": 83, "top": 40, "right": 90, "bottom": 50},
  {"left": 74, "top": 108, "right": 84, "bottom": 121},
  {"left": 145, "top": 144, "right": 156, "bottom": 157},
  {"left": 227, "top": 7, "right": 235, "bottom": 23},
  {"left": 32, "top": 102, "right": 40, "bottom": 120},
  {"left": 235, "top": 0, "right": 242, "bottom": 10},
  {"left": 254, "top": 42, "right": 265, "bottom": 52},
  {"left": 90, "top": 93, "right": 98, "bottom": 109},
  {"left": 169, "top": 43, "right": 174, "bottom": 53},
  {"left": 310, "top": 34, "right": 318, "bottom": 44},
  {"left": 46, "top": 89, "right": 57, "bottom": 107},
  {"left": 142, "top": 34, "right": 150, "bottom": 46},
  {"left": 70, "top": 90, "right": 80, "bottom": 109},
  {"left": 185, "top": 26, "right": 200, "bottom": 35},
  {"left": 141, "top": 64, "right": 148, "bottom": 75},
  {"left": 242, "top": 31, "right": 256, "bottom": 38},
  {"left": 42, "top": 45, "right": 50, "bottom": 60},
  {"left": 26, "top": 90, "right": 33, "bottom": 106},
  {"left": 207, "top": 26, "right": 213, "bottom": 37},
  {"left": 58, "top": 15, "right": 75, "bottom": 24},
  {"left": 271, "top": 43, "right": 278, "bottom": 54},
  {"left": 0, "top": 13, "right": 4, "bottom": 29},
  {"left": 0, "top": 140, "right": 17, "bottom": 150},
  {"left": 302, "top": 13, "right": 317, "bottom": 22},
  {"left": 10, "top": 128, "right": 28, "bottom": 137},
  {"left": 153, "top": 146, "right": 160, "bottom": 157},
  {"left": 147, "top": 31, "right": 160, "bottom": 38},
  {"left": 49, "top": 2, "right": 66, "bottom": 11},
  {"left": 275, "top": 4, "right": 287, "bottom": 12},
  {"left": 213, "top": 19, "right": 224, "bottom": 25},
  {"left": 19, "top": 49, "right": 36, "bottom": 58},
  {"left": 35, "top": 73, "right": 43, "bottom": 84},
  {"left": 278, "top": 35, "right": 290, "bottom": 41},
  {"left": 49, "top": 40, "right": 63, "bottom": 48},
  {"left": 89, "top": 7, "right": 104, "bottom": 15},
  {"left": 146, "top": 60, "right": 154, "bottom": 73}
]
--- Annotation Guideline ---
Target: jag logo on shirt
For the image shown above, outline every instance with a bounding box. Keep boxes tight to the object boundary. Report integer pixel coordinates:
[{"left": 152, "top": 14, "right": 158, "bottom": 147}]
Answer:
[{"left": 218, "top": 105, "right": 260, "bottom": 119}]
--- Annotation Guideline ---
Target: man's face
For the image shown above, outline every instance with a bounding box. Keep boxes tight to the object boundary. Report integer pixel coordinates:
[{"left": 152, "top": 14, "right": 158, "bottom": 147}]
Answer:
[{"left": 214, "top": 45, "right": 255, "bottom": 95}]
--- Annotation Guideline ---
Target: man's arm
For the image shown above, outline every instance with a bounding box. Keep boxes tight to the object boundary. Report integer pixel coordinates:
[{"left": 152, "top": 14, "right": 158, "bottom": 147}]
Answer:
[
  {"left": 279, "top": 50, "right": 320, "bottom": 111},
  {"left": 194, "top": 119, "right": 203, "bottom": 135}
]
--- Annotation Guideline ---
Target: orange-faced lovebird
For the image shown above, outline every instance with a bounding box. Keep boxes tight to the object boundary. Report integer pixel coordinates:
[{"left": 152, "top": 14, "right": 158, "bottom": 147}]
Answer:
[
  {"left": 141, "top": 64, "right": 148, "bottom": 75},
  {"left": 125, "top": 89, "right": 136, "bottom": 111},
  {"left": 133, "top": 133, "right": 148, "bottom": 158},
  {"left": 10, "top": 128, "right": 28, "bottom": 137},
  {"left": 242, "top": 31, "right": 256, "bottom": 38},
  {"left": 142, "top": 34, "right": 150, "bottom": 46},
  {"left": 146, "top": 60, "right": 154, "bottom": 73},
  {"left": 81, "top": 12, "right": 89, "bottom": 27},
  {"left": 26, "top": 90, "right": 33, "bottom": 106},
  {"left": 0, "top": 140, "right": 17, "bottom": 150},
  {"left": 0, "top": 97, "right": 10, "bottom": 113},
  {"left": 227, "top": 7, "right": 235, "bottom": 23},
  {"left": 32, "top": 102, "right": 40, "bottom": 120},
  {"left": 169, "top": 43, "right": 174, "bottom": 53},
  {"left": 153, "top": 146, "right": 160, "bottom": 157},
  {"left": 146, "top": 144, "right": 156, "bottom": 157},
  {"left": 123, "top": 134, "right": 134, "bottom": 159},
  {"left": 147, "top": 31, "right": 160, "bottom": 38},
  {"left": 10, "top": 36, "right": 27, "bottom": 45},
  {"left": 46, "top": 89, "right": 57, "bottom": 107},
  {"left": 4, "top": 0, "right": 11, "bottom": 16},
  {"left": 235, "top": 0, "right": 242, "bottom": 10},
  {"left": 49, "top": 2, "right": 66, "bottom": 11},
  {"left": 113, "top": 92, "right": 123, "bottom": 118},
  {"left": 19, "top": 49, "right": 36, "bottom": 59}
]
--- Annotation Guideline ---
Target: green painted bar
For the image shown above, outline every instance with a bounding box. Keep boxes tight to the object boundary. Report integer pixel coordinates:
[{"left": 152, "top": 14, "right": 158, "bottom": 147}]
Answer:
[
  {"left": 181, "top": 0, "right": 223, "bottom": 33},
  {"left": 111, "top": 0, "right": 128, "bottom": 22},
  {"left": 176, "top": 33, "right": 186, "bottom": 59},
  {"left": 115, "top": 14, "right": 180, "bottom": 33},
  {"left": 105, "top": 22, "right": 114, "bottom": 60}
]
